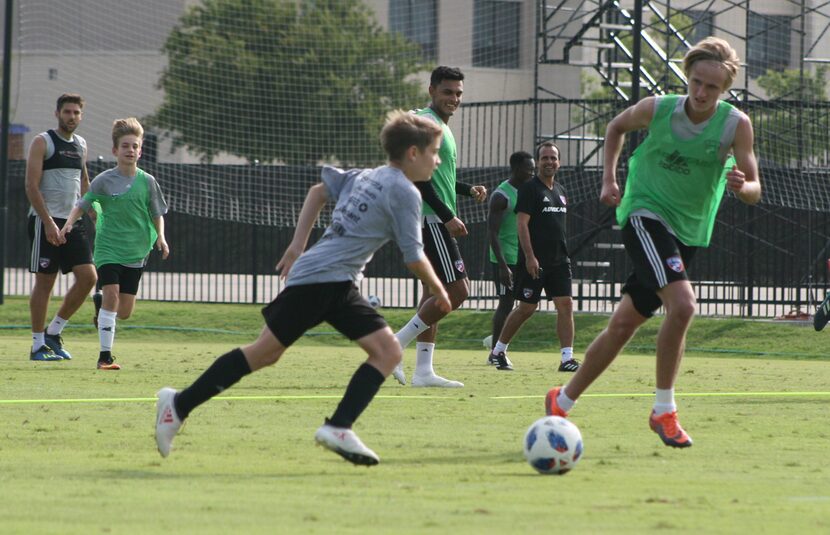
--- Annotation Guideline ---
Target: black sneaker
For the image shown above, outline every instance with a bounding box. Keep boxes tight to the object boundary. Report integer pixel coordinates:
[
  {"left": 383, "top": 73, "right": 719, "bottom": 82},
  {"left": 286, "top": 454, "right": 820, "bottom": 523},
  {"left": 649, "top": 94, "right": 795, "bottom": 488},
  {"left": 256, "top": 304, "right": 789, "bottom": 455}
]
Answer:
[
  {"left": 493, "top": 352, "right": 513, "bottom": 371},
  {"left": 30, "top": 345, "right": 62, "bottom": 361},
  {"left": 558, "top": 358, "right": 580, "bottom": 372},
  {"left": 93, "top": 291, "right": 103, "bottom": 328},
  {"left": 487, "top": 351, "right": 500, "bottom": 365},
  {"left": 815, "top": 292, "right": 830, "bottom": 332},
  {"left": 44, "top": 332, "right": 72, "bottom": 360}
]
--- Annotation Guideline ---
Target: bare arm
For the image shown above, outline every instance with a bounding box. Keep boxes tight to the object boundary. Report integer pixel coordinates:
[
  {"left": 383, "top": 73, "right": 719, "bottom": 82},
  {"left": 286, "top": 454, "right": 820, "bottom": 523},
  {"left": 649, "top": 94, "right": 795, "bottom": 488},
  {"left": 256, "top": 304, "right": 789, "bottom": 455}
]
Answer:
[
  {"left": 601, "top": 97, "right": 656, "bottom": 206},
  {"left": 25, "top": 136, "right": 64, "bottom": 245},
  {"left": 406, "top": 257, "right": 451, "bottom": 315},
  {"left": 153, "top": 215, "right": 170, "bottom": 259},
  {"left": 487, "top": 193, "right": 513, "bottom": 287},
  {"left": 727, "top": 114, "right": 762, "bottom": 205},
  {"left": 517, "top": 212, "right": 539, "bottom": 279},
  {"left": 275, "top": 182, "right": 329, "bottom": 278}
]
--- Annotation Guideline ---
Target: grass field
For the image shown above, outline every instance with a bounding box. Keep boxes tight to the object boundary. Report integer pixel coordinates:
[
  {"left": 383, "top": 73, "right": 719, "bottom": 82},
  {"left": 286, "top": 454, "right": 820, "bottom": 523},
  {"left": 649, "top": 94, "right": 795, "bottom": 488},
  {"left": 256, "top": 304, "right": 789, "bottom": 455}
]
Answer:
[{"left": 1, "top": 297, "right": 829, "bottom": 534}]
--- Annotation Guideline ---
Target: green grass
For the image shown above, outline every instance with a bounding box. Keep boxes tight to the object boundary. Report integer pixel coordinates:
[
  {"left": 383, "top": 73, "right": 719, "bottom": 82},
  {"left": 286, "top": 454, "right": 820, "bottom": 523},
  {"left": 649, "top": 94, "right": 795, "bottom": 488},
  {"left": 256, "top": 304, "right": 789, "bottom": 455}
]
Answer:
[{"left": 1, "top": 297, "right": 829, "bottom": 534}]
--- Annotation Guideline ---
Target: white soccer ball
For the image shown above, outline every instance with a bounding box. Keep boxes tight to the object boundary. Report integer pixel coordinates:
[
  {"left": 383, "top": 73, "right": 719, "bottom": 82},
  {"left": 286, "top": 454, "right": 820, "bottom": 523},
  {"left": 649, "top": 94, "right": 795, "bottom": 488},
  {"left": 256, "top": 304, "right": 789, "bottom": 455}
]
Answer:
[
  {"left": 367, "top": 295, "right": 382, "bottom": 309},
  {"left": 482, "top": 334, "right": 493, "bottom": 349},
  {"left": 523, "top": 416, "right": 584, "bottom": 475}
]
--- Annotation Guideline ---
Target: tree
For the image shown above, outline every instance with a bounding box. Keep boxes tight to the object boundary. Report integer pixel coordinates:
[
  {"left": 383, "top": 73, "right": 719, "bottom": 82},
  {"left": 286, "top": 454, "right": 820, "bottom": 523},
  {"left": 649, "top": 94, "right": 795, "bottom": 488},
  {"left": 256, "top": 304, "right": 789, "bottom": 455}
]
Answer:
[{"left": 148, "top": 0, "right": 430, "bottom": 164}]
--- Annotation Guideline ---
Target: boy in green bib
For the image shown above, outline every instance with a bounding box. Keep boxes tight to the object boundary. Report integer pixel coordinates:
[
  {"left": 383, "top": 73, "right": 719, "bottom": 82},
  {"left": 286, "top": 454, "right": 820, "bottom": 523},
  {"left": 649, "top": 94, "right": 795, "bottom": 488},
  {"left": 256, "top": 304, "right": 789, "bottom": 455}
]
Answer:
[
  {"left": 546, "top": 38, "right": 761, "bottom": 448},
  {"left": 61, "top": 118, "right": 169, "bottom": 370}
]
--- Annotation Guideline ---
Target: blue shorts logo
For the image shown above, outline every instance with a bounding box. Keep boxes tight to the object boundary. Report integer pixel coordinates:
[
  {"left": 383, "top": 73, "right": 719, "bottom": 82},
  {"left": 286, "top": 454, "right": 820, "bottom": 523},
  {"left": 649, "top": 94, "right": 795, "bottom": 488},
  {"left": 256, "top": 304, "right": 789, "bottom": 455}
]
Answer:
[
  {"left": 454, "top": 260, "right": 465, "bottom": 273},
  {"left": 666, "top": 255, "right": 684, "bottom": 273},
  {"left": 523, "top": 288, "right": 534, "bottom": 299}
]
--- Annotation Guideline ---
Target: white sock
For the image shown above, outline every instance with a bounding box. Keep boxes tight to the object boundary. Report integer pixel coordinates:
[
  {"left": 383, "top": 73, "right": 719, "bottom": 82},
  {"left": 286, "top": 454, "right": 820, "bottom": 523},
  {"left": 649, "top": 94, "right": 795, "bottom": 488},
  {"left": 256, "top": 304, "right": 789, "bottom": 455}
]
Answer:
[
  {"left": 494, "top": 340, "right": 509, "bottom": 354},
  {"left": 414, "top": 342, "right": 435, "bottom": 376},
  {"left": 557, "top": 386, "right": 576, "bottom": 412},
  {"left": 653, "top": 388, "right": 676, "bottom": 415},
  {"left": 396, "top": 314, "right": 430, "bottom": 349},
  {"left": 46, "top": 315, "right": 68, "bottom": 336},
  {"left": 32, "top": 332, "right": 45, "bottom": 351},
  {"left": 561, "top": 347, "right": 574, "bottom": 363},
  {"left": 98, "top": 309, "right": 117, "bottom": 352}
]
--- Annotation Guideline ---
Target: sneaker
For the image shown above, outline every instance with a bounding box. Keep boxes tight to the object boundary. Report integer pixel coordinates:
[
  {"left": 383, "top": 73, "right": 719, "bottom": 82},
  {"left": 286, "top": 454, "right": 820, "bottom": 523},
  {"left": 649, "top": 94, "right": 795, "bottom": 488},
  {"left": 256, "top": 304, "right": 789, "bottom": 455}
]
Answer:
[
  {"left": 487, "top": 352, "right": 500, "bottom": 365},
  {"left": 544, "top": 386, "right": 569, "bottom": 417},
  {"left": 155, "top": 387, "right": 183, "bottom": 458},
  {"left": 814, "top": 291, "right": 830, "bottom": 331},
  {"left": 44, "top": 332, "right": 72, "bottom": 360},
  {"left": 314, "top": 423, "right": 379, "bottom": 466},
  {"left": 97, "top": 356, "right": 121, "bottom": 370},
  {"left": 92, "top": 291, "right": 102, "bottom": 328},
  {"left": 391, "top": 363, "right": 406, "bottom": 385},
  {"left": 30, "top": 345, "right": 63, "bottom": 362},
  {"left": 649, "top": 411, "right": 693, "bottom": 448},
  {"left": 491, "top": 352, "right": 513, "bottom": 371},
  {"left": 558, "top": 358, "right": 580, "bottom": 372},
  {"left": 411, "top": 373, "right": 464, "bottom": 388}
]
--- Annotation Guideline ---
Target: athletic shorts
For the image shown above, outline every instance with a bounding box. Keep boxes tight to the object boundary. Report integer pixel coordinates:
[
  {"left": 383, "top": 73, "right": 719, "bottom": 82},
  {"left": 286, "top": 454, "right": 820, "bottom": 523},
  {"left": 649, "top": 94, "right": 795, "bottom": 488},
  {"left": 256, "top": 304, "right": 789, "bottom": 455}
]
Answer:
[
  {"left": 513, "top": 262, "right": 572, "bottom": 304},
  {"left": 620, "top": 215, "right": 698, "bottom": 317},
  {"left": 28, "top": 215, "right": 93, "bottom": 274},
  {"left": 423, "top": 220, "right": 467, "bottom": 284},
  {"left": 261, "top": 281, "right": 388, "bottom": 347},
  {"left": 97, "top": 264, "right": 144, "bottom": 295},
  {"left": 490, "top": 262, "right": 517, "bottom": 297}
]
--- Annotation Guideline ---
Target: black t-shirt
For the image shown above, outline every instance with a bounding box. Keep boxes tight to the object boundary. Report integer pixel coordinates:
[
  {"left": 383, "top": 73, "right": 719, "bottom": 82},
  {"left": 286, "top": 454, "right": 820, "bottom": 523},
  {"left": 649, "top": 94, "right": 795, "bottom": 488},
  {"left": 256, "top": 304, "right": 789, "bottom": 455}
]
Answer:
[{"left": 514, "top": 176, "right": 569, "bottom": 267}]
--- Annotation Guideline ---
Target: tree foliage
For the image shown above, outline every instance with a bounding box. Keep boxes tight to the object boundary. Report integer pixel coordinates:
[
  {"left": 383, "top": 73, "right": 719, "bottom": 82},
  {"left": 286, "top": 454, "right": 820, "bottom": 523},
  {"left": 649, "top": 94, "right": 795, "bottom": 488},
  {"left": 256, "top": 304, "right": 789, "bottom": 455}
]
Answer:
[{"left": 148, "top": 0, "right": 430, "bottom": 164}]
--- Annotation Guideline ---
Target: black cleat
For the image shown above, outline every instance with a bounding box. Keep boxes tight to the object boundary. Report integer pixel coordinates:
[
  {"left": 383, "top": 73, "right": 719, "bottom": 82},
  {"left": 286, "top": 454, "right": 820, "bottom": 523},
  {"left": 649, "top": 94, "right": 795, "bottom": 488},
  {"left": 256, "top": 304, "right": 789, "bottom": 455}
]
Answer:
[
  {"left": 558, "top": 358, "right": 580, "bottom": 372},
  {"left": 815, "top": 292, "right": 830, "bottom": 332}
]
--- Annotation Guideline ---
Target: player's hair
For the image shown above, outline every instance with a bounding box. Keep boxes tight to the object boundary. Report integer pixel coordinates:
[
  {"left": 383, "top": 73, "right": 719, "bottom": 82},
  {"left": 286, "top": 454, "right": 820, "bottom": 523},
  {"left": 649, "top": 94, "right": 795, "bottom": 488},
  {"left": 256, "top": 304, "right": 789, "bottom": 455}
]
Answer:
[
  {"left": 535, "top": 141, "right": 560, "bottom": 160},
  {"left": 381, "top": 110, "right": 442, "bottom": 162},
  {"left": 683, "top": 37, "right": 740, "bottom": 89},
  {"left": 111, "top": 117, "right": 144, "bottom": 147},
  {"left": 430, "top": 66, "right": 464, "bottom": 87},
  {"left": 509, "top": 151, "right": 534, "bottom": 170},
  {"left": 56, "top": 93, "right": 84, "bottom": 111}
]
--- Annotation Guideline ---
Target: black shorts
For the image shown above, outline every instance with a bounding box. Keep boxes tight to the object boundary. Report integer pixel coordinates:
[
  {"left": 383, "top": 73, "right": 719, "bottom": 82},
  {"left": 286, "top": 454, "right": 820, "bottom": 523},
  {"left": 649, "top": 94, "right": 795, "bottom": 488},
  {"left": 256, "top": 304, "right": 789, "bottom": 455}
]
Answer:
[
  {"left": 97, "top": 264, "right": 144, "bottom": 295},
  {"left": 261, "top": 281, "right": 388, "bottom": 347},
  {"left": 513, "top": 262, "right": 572, "bottom": 304},
  {"left": 490, "top": 262, "right": 517, "bottom": 297},
  {"left": 621, "top": 215, "right": 698, "bottom": 317},
  {"left": 423, "top": 220, "right": 467, "bottom": 284},
  {"left": 28, "top": 215, "right": 93, "bottom": 274}
]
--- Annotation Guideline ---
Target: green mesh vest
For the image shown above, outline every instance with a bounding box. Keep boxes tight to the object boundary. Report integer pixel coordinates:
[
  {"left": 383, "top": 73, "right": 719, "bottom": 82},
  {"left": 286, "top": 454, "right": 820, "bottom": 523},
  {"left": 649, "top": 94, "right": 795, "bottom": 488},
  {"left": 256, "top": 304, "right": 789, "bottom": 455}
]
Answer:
[
  {"left": 85, "top": 168, "right": 158, "bottom": 267},
  {"left": 617, "top": 95, "right": 734, "bottom": 247},
  {"left": 488, "top": 180, "right": 519, "bottom": 264},
  {"left": 416, "top": 107, "right": 457, "bottom": 217}
]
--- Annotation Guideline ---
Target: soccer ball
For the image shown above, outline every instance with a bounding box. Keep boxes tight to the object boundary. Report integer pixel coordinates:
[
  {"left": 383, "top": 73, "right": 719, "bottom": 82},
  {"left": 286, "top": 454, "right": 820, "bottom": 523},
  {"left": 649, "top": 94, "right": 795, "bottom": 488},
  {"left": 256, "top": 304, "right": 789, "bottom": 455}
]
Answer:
[
  {"left": 367, "top": 295, "right": 382, "bottom": 309},
  {"left": 482, "top": 334, "right": 493, "bottom": 349},
  {"left": 523, "top": 416, "right": 583, "bottom": 475}
]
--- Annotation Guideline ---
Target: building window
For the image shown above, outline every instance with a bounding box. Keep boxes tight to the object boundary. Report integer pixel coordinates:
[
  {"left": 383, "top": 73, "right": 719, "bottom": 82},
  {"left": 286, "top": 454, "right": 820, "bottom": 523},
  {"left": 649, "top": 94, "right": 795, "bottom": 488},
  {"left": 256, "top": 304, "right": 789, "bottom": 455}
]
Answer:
[
  {"left": 684, "top": 10, "right": 714, "bottom": 45},
  {"left": 473, "top": 0, "right": 521, "bottom": 69},
  {"left": 747, "top": 13, "right": 791, "bottom": 78},
  {"left": 389, "top": 0, "right": 437, "bottom": 61}
]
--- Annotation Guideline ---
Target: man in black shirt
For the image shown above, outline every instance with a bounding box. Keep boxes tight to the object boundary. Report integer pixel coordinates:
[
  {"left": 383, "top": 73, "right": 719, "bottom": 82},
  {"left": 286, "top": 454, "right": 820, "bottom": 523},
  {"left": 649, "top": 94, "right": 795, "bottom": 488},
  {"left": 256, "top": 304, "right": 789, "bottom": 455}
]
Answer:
[{"left": 488, "top": 142, "right": 578, "bottom": 372}]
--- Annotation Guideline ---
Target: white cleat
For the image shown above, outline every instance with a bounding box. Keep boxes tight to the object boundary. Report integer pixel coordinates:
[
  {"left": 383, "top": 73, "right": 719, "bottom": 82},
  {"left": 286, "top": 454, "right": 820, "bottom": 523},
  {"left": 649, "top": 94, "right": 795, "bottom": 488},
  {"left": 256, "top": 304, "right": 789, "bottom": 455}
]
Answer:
[
  {"left": 391, "top": 363, "right": 407, "bottom": 385},
  {"left": 155, "top": 387, "right": 183, "bottom": 458},
  {"left": 411, "top": 373, "right": 464, "bottom": 388},
  {"left": 314, "top": 424, "right": 380, "bottom": 466}
]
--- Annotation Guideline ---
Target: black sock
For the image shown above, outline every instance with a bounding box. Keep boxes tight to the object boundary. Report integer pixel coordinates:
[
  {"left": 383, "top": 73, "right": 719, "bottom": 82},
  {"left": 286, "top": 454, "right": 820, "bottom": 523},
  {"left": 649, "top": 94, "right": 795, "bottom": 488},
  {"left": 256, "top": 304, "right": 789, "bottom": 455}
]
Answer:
[
  {"left": 328, "top": 363, "right": 385, "bottom": 429},
  {"left": 174, "top": 348, "right": 252, "bottom": 420},
  {"left": 98, "top": 350, "right": 112, "bottom": 362}
]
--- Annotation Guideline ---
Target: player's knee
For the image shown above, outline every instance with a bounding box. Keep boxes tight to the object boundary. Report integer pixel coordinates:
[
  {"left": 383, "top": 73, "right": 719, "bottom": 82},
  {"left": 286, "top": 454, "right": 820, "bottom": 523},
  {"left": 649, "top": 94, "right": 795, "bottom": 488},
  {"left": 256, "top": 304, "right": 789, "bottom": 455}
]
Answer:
[
  {"left": 668, "top": 296, "right": 696, "bottom": 322},
  {"left": 554, "top": 297, "right": 573, "bottom": 314},
  {"left": 607, "top": 315, "right": 640, "bottom": 340}
]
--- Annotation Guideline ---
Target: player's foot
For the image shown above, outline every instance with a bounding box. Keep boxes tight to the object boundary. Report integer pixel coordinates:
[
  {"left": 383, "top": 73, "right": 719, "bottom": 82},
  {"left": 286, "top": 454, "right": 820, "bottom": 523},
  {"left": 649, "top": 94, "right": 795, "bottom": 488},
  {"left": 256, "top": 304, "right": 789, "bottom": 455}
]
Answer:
[
  {"left": 558, "top": 358, "right": 580, "bottom": 372},
  {"left": 155, "top": 387, "right": 183, "bottom": 458},
  {"left": 44, "top": 332, "right": 71, "bottom": 360},
  {"left": 391, "top": 363, "right": 406, "bottom": 385},
  {"left": 92, "top": 291, "right": 102, "bottom": 328},
  {"left": 411, "top": 373, "right": 464, "bottom": 388},
  {"left": 649, "top": 410, "right": 693, "bottom": 448},
  {"left": 814, "top": 291, "right": 830, "bottom": 331},
  {"left": 490, "top": 351, "right": 513, "bottom": 371},
  {"left": 29, "top": 345, "right": 62, "bottom": 361},
  {"left": 314, "top": 423, "right": 379, "bottom": 466},
  {"left": 544, "top": 387, "right": 569, "bottom": 418},
  {"left": 97, "top": 356, "right": 121, "bottom": 370},
  {"left": 487, "top": 351, "right": 500, "bottom": 365}
]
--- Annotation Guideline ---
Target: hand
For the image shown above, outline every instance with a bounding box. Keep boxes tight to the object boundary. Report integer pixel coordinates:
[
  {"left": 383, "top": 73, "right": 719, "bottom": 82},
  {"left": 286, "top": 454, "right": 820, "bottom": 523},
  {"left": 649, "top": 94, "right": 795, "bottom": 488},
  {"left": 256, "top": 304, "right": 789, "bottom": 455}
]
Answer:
[
  {"left": 156, "top": 237, "right": 170, "bottom": 259},
  {"left": 44, "top": 219, "right": 66, "bottom": 246},
  {"left": 58, "top": 224, "right": 72, "bottom": 241},
  {"left": 525, "top": 256, "right": 541, "bottom": 279},
  {"left": 444, "top": 217, "right": 468, "bottom": 237},
  {"left": 498, "top": 263, "right": 513, "bottom": 289},
  {"left": 600, "top": 180, "right": 621, "bottom": 207},
  {"left": 725, "top": 164, "right": 745, "bottom": 193},
  {"left": 432, "top": 287, "right": 452, "bottom": 315},
  {"left": 470, "top": 185, "right": 487, "bottom": 203},
  {"left": 275, "top": 244, "right": 303, "bottom": 279}
]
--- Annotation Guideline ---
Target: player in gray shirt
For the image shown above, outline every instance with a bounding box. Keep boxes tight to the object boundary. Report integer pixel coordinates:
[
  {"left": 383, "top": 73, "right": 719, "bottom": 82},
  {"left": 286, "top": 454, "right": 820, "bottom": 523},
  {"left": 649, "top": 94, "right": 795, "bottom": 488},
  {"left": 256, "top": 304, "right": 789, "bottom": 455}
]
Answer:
[{"left": 156, "top": 110, "right": 451, "bottom": 466}]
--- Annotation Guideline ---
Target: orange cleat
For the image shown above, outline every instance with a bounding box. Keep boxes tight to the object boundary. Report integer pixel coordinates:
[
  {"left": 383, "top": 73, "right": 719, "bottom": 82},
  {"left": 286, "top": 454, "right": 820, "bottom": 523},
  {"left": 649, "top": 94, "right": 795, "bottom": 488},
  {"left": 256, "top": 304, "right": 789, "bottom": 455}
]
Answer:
[
  {"left": 544, "top": 387, "right": 569, "bottom": 418},
  {"left": 649, "top": 411, "right": 693, "bottom": 448}
]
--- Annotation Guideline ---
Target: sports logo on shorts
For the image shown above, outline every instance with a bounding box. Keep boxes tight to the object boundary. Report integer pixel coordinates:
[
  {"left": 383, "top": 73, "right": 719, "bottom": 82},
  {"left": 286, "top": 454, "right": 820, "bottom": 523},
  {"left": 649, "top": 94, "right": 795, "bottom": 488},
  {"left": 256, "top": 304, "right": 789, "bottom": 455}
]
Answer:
[
  {"left": 523, "top": 288, "right": 534, "bottom": 299},
  {"left": 666, "top": 255, "right": 684, "bottom": 273},
  {"left": 39, "top": 258, "right": 51, "bottom": 269},
  {"left": 454, "top": 260, "right": 465, "bottom": 273}
]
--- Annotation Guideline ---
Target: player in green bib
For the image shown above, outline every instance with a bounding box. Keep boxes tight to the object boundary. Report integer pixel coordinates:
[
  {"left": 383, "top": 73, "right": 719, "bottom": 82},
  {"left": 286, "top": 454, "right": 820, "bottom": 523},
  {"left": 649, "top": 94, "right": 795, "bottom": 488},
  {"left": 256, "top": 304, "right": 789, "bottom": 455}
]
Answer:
[
  {"left": 546, "top": 38, "right": 761, "bottom": 448},
  {"left": 61, "top": 118, "right": 169, "bottom": 370}
]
